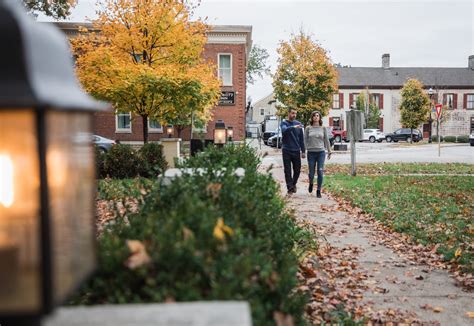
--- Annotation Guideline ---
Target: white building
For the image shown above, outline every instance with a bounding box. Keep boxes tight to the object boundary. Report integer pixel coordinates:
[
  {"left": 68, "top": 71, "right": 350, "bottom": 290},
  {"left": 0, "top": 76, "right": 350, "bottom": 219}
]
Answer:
[
  {"left": 256, "top": 54, "right": 474, "bottom": 137},
  {"left": 249, "top": 93, "right": 278, "bottom": 124}
]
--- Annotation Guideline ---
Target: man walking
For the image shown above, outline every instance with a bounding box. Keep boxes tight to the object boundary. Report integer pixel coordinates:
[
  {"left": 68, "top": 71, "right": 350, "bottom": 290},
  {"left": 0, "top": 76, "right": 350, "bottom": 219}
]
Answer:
[{"left": 280, "top": 108, "right": 305, "bottom": 195}]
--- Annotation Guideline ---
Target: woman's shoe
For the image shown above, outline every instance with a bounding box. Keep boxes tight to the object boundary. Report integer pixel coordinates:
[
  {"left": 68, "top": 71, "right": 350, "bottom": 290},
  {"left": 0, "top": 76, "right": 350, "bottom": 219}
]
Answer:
[
  {"left": 308, "top": 183, "right": 313, "bottom": 193},
  {"left": 316, "top": 190, "right": 321, "bottom": 198}
]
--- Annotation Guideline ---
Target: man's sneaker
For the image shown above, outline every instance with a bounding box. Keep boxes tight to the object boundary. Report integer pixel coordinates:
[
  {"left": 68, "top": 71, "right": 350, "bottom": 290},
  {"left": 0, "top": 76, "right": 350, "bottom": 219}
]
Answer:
[
  {"left": 308, "top": 183, "right": 313, "bottom": 193},
  {"left": 316, "top": 190, "right": 322, "bottom": 198}
]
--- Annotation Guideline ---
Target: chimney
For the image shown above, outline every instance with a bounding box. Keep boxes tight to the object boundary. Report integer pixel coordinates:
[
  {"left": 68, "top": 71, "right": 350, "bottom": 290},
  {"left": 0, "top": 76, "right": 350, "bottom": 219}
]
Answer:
[
  {"left": 469, "top": 55, "right": 474, "bottom": 70},
  {"left": 382, "top": 53, "right": 390, "bottom": 69}
]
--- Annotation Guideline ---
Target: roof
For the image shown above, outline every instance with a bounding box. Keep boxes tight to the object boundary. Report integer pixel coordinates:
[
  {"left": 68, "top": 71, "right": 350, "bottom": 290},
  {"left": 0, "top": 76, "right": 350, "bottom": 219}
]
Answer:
[
  {"left": 337, "top": 67, "right": 474, "bottom": 89},
  {"left": 253, "top": 93, "right": 275, "bottom": 109}
]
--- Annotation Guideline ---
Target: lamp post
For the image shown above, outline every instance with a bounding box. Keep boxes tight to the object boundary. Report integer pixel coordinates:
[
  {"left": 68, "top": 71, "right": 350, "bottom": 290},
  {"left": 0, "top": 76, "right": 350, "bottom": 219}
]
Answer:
[
  {"left": 0, "top": 1, "right": 107, "bottom": 325},
  {"left": 428, "top": 88, "right": 434, "bottom": 143},
  {"left": 214, "top": 120, "right": 227, "bottom": 146},
  {"left": 166, "top": 125, "right": 174, "bottom": 138},
  {"left": 227, "top": 126, "right": 234, "bottom": 143}
]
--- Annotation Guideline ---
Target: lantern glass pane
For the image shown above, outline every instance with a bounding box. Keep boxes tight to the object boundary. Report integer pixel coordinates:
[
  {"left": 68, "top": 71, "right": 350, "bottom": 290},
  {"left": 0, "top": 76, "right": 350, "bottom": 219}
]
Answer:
[
  {"left": 214, "top": 129, "right": 226, "bottom": 144},
  {"left": 0, "top": 110, "right": 41, "bottom": 313},
  {"left": 46, "top": 112, "right": 96, "bottom": 304}
]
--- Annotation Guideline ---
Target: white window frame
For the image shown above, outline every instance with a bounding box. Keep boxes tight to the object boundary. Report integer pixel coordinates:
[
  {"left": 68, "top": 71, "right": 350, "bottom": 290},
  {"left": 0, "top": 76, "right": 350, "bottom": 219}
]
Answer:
[
  {"left": 148, "top": 118, "right": 163, "bottom": 133},
  {"left": 466, "top": 94, "right": 474, "bottom": 109},
  {"left": 332, "top": 93, "right": 340, "bottom": 109},
  {"left": 260, "top": 108, "right": 265, "bottom": 116},
  {"left": 115, "top": 112, "right": 132, "bottom": 133},
  {"left": 218, "top": 53, "right": 233, "bottom": 86},
  {"left": 445, "top": 93, "right": 454, "bottom": 109}
]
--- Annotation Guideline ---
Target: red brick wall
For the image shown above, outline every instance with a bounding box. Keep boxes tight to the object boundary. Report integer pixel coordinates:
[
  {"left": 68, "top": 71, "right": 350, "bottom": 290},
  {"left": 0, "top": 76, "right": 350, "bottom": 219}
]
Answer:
[{"left": 93, "top": 43, "right": 247, "bottom": 142}]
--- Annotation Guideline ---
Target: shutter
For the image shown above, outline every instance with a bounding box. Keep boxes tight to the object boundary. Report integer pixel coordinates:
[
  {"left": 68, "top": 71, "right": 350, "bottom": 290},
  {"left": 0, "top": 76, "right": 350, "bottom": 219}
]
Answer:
[
  {"left": 379, "top": 117, "right": 384, "bottom": 131},
  {"left": 340, "top": 119, "right": 344, "bottom": 130},
  {"left": 453, "top": 94, "right": 458, "bottom": 109},
  {"left": 329, "top": 117, "right": 333, "bottom": 126},
  {"left": 379, "top": 94, "right": 384, "bottom": 109},
  {"left": 339, "top": 93, "right": 344, "bottom": 109},
  {"left": 443, "top": 94, "right": 447, "bottom": 105},
  {"left": 464, "top": 94, "right": 468, "bottom": 109},
  {"left": 349, "top": 93, "right": 353, "bottom": 108}
]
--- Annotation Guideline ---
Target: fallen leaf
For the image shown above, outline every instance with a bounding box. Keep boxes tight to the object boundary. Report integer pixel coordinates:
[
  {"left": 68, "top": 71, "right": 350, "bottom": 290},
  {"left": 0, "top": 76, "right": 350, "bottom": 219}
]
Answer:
[
  {"left": 124, "top": 240, "right": 151, "bottom": 269},
  {"left": 433, "top": 307, "right": 443, "bottom": 313},
  {"left": 466, "top": 311, "right": 474, "bottom": 318}
]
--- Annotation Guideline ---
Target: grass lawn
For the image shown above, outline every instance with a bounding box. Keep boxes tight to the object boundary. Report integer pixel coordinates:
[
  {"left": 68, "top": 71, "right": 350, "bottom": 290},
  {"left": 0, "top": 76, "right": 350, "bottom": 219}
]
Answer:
[
  {"left": 325, "top": 165, "right": 474, "bottom": 272},
  {"left": 324, "top": 163, "right": 474, "bottom": 175}
]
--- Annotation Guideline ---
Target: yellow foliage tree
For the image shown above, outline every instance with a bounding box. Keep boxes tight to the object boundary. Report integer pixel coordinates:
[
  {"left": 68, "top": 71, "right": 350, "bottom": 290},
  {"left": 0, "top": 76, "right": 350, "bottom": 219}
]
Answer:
[
  {"left": 273, "top": 31, "right": 338, "bottom": 126},
  {"left": 72, "top": 0, "right": 221, "bottom": 142}
]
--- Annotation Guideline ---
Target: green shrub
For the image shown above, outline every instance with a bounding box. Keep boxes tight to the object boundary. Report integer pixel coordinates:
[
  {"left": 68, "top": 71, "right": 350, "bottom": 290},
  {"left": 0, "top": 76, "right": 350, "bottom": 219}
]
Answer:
[
  {"left": 138, "top": 143, "right": 168, "bottom": 177},
  {"left": 444, "top": 136, "right": 456, "bottom": 143},
  {"left": 104, "top": 144, "right": 141, "bottom": 178},
  {"left": 75, "top": 146, "right": 308, "bottom": 325},
  {"left": 456, "top": 135, "right": 469, "bottom": 143},
  {"left": 431, "top": 135, "right": 443, "bottom": 142},
  {"left": 179, "top": 144, "right": 261, "bottom": 172}
]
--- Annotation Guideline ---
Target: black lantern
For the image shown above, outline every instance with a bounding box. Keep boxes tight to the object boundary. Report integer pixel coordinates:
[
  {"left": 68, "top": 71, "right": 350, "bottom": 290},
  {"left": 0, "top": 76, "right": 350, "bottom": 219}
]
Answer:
[
  {"left": 166, "top": 125, "right": 174, "bottom": 138},
  {"left": 227, "top": 126, "right": 234, "bottom": 142},
  {"left": 0, "top": 1, "right": 108, "bottom": 325},
  {"left": 214, "top": 120, "right": 227, "bottom": 145}
]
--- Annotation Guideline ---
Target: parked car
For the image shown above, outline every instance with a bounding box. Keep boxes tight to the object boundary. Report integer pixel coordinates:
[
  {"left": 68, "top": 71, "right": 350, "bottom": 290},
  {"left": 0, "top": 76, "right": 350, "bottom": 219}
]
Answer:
[
  {"left": 263, "top": 130, "right": 277, "bottom": 145},
  {"left": 331, "top": 128, "right": 348, "bottom": 142},
  {"left": 362, "top": 129, "right": 385, "bottom": 143},
  {"left": 93, "top": 135, "right": 116, "bottom": 152},
  {"left": 470, "top": 132, "right": 474, "bottom": 146},
  {"left": 385, "top": 128, "right": 422, "bottom": 143}
]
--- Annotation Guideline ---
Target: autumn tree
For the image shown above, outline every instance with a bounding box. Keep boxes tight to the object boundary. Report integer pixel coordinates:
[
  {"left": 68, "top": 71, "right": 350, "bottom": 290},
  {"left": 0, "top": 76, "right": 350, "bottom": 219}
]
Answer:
[
  {"left": 247, "top": 44, "right": 270, "bottom": 84},
  {"left": 399, "top": 79, "right": 430, "bottom": 143},
  {"left": 23, "top": 0, "right": 76, "bottom": 19},
  {"left": 272, "top": 31, "right": 338, "bottom": 126},
  {"left": 73, "top": 0, "right": 221, "bottom": 143}
]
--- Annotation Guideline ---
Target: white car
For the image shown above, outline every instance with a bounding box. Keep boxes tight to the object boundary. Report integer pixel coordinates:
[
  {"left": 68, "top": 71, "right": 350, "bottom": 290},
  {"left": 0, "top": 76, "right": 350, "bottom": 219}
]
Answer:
[
  {"left": 470, "top": 132, "right": 474, "bottom": 146},
  {"left": 362, "top": 129, "right": 385, "bottom": 143}
]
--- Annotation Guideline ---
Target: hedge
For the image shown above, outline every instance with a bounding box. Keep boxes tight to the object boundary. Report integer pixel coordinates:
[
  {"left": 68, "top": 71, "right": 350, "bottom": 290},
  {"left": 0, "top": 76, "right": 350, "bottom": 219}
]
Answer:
[{"left": 74, "top": 145, "right": 311, "bottom": 325}]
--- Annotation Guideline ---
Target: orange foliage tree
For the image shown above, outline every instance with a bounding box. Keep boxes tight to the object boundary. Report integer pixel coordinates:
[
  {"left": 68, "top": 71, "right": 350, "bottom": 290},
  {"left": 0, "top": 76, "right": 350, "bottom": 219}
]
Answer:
[
  {"left": 273, "top": 31, "right": 338, "bottom": 126},
  {"left": 72, "top": 0, "right": 221, "bottom": 142}
]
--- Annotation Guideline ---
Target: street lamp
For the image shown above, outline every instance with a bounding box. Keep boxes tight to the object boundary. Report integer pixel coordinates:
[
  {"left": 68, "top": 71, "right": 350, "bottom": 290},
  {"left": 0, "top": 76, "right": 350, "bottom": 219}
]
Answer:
[
  {"left": 166, "top": 125, "right": 174, "bottom": 138},
  {"left": 428, "top": 88, "right": 434, "bottom": 143},
  {"left": 227, "top": 126, "right": 234, "bottom": 142},
  {"left": 0, "top": 1, "right": 107, "bottom": 325},
  {"left": 214, "top": 120, "right": 227, "bottom": 145}
]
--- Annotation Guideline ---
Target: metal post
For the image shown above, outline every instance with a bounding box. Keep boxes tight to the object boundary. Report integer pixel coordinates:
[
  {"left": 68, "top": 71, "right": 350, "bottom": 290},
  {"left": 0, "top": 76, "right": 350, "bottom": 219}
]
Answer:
[
  {"left": 437, "top": 119, "right": 441, "bottom": 157},
  {"left": 350, "top": 137, "right": 356, "bottom": 176}
]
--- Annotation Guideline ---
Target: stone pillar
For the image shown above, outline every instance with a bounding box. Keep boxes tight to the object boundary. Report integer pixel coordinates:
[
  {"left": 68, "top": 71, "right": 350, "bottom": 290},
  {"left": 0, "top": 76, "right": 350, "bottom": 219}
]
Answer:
[{"left": 160, "top": 138, "right": 181, "bottom": 168}]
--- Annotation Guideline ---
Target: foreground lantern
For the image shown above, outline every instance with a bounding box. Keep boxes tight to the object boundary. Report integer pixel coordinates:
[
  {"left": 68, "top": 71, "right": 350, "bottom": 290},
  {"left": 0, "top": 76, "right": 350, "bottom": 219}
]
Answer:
[
  {"left": 0, "top": 0, "right": 108, "bottom": 324},
  {"left": 214, "top": 120, "right": 227, "bottom": 145}
]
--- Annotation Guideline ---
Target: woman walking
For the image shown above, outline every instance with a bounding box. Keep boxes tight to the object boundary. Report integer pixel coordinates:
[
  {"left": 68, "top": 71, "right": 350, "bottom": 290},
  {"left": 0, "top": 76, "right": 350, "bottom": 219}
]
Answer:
[{"left": 304, "top": 111, "right": 332, "bottom": 198}]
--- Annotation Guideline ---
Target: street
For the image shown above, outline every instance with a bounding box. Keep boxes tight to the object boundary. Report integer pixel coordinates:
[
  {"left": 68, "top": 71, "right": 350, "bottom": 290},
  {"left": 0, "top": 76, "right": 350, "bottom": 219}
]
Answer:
[{"left": 251, "top": 140, "right": 474, "bottom": 164}]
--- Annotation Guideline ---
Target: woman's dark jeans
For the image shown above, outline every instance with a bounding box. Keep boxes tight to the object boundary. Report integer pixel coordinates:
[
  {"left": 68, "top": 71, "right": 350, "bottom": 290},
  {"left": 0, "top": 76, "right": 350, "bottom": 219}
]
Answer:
[{"left": 307, "top": 151, "right": 326, "bottom": 191}]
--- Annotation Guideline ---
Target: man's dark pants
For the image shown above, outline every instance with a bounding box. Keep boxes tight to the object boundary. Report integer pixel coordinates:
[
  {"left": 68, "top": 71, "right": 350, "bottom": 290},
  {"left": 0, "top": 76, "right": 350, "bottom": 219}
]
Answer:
[{"left": 282, "top": 148, "right": 301, "bottom": 192}]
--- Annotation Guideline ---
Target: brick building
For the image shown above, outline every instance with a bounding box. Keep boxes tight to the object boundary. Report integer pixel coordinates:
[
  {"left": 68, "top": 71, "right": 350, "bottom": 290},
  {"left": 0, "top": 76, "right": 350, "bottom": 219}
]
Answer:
[{"left": 54, "top": 23, "right": 252, "bottom": 144}]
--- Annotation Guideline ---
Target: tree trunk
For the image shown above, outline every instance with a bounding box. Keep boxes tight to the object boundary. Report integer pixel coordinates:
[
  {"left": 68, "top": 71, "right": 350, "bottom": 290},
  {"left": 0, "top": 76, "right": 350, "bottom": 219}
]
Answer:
[{"left": 142, "top": 114, "right": 148, "bottom": 144}]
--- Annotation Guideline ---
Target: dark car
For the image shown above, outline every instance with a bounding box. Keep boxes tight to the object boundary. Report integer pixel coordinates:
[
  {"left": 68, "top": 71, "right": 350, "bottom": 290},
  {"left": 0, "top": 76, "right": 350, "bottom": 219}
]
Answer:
[
  {"left": 94, "top": 135, "right": 116, "bottom": 152},
  {"left": 263, "top": 130, "right": 277, "bottom": 145},
  {"left": 385, "top": 128, "right": 422, "bottom": 143}
]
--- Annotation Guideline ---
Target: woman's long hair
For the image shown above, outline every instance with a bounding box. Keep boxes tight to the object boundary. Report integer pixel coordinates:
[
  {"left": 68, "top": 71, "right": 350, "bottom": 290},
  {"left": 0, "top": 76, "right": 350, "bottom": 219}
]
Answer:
[{"left": 309, "top": 111, "right": 323, "bottom": 126}]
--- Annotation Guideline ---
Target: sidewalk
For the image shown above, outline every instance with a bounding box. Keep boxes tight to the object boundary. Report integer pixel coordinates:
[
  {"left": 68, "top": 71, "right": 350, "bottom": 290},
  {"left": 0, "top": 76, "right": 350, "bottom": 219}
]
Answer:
[{"left": 261, "top": 153, "right": 474, "bottom": 325}]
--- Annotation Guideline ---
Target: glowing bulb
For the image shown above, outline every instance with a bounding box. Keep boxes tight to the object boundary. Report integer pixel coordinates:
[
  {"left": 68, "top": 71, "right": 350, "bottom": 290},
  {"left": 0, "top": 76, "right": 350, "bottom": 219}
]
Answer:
[{"left": 0, "top": 154, "right": 14, "bottom": 208}]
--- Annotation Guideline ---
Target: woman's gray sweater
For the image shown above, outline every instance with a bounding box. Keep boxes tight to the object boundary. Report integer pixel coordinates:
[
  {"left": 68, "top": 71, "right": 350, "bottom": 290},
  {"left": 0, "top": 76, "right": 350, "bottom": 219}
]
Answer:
[{"left": 304, "top": 126, "right": 332, "bottom": 153}]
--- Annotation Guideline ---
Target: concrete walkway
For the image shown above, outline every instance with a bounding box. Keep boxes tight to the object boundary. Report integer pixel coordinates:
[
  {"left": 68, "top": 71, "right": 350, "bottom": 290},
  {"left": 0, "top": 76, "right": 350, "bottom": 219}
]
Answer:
[{"left": 261, "top": 153, "right": 474, "bottom": 325}]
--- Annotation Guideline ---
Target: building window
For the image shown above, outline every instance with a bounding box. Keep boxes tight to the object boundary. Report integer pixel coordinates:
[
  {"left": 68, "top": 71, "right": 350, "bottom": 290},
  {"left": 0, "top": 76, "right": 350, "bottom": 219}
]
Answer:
[
  {"left": 116, "top": 112, "right": 131, "bottom": 132},
  {"left": 370, "top": 93, "right": 381, "bottom": 109},
  {"left": 332, "top": 117, "right": 341, "bottom": 130},
  {"left": 350, "top": 93, "right": 359, "bottom": 108},
  {"left": 218, "top": 54, "right": 232, "bottom": 86},
  {"left": 260, "top": 108, "right": 265, "bottom": 116},
  {"left": 444, "top": 93, "right": 454, "bottom": 109},
  {"left": 148, "top": 119, "right": 163, "bottom": 133},
  {"left": 332, "top": 93, "right": 340, "bottom": 109},
  {"left": 466, "top": 94, "right": 474, "bottom": 109}
]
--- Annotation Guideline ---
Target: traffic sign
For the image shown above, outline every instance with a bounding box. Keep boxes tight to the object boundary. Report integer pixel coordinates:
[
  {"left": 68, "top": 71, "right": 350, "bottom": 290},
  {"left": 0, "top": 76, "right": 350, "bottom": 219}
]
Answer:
[{"left": 435, "top": 104, "right": 443, "bottom": 119}]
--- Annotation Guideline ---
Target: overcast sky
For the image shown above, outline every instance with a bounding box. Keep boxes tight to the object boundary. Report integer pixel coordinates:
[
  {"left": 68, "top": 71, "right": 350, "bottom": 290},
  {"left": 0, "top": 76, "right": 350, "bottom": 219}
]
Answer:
[{"left": 38, "top": 0, "right": 473, "bottom": 102}]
